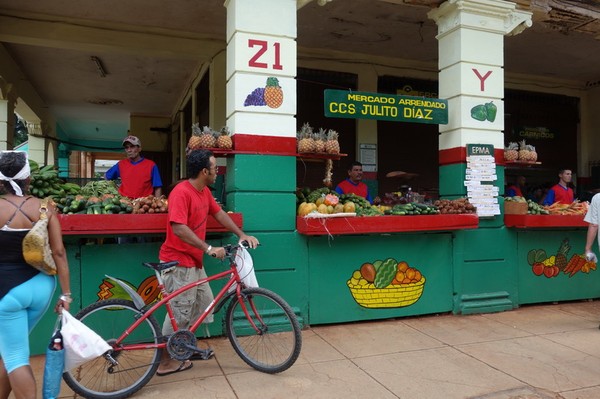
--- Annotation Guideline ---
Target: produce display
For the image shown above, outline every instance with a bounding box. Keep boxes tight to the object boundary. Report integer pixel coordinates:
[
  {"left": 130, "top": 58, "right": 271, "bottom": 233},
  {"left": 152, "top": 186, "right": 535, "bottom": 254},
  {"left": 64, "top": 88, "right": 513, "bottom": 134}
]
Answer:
[
  {"left": 433, "top": 198, "right": 477, "bottom": 214},
  {"left": 296, "top": 123, "right": 340, "bottom": 155},
  {"left": 505, "top": 196, "right": 588, "bottom": 215},
  {"left": 28, "top": 160, "right": 79, "bottom": 198}
]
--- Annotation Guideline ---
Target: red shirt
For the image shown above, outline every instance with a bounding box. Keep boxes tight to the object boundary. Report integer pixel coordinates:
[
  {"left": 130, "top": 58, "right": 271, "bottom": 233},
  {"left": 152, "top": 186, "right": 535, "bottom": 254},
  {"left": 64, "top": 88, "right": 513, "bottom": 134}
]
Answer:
[
  {"left": 335, "top": 179, "right": 372, "bottom": 203},
  {"left": 549, "top": 184, "right": 574, "bottom": 205},
  {"left": 159, "top": 181, "right": 221, "bottom": 268},
  {"left": 115, "top": 158, "right": 159, "bottom": 198}
]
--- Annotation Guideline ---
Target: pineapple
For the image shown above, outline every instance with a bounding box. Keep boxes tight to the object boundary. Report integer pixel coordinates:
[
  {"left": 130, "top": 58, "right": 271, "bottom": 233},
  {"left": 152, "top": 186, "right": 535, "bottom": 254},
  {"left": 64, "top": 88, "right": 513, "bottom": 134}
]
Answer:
[
  {"left": 199, "top": 125, "right": 216, "bottom": 148},
  {"left": 518, "top": 139, "right": 530, "bottom": 161},
  {"left": 504, "top": 142, "right": 519, "bottom": 161},
  {"left": 264, "top": 77, "right": 283, "bottom": 109},
  {"left": 297, "top": 123, "right": 315, "bottom": 153},
  {"left": 216, "top": 126, "right": 233, "bottom": 150},
  {"left": 188, "top": 123, "right": 203, "bottom": 150},
  {"left": 325, "top": 129, "right": 340, "bottom": 154},
  {"left": 314, "top": 128, "right": 326, "bottom": 153},
  {"left": 555, "top": 239, "right": 571, "bottom": 271},
  {"left": 527, "top": 144, "right": 537, "bottom": 162}
]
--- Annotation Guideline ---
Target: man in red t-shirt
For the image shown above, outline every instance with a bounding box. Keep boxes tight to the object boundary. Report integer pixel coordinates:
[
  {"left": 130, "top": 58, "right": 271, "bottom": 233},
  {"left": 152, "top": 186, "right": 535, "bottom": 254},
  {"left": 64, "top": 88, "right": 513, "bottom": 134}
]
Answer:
[
  {"left": 105, "top": 135, "right": 162, "bottom": 199},
  {"left": 335, "top": 161, "right": 373, "bottom": 204},
  {"left": 542, "top": 168, "right": 575, "bottom": 205},
  {"left": 156, "top": 149, "right": 259, "bottom": 377}
]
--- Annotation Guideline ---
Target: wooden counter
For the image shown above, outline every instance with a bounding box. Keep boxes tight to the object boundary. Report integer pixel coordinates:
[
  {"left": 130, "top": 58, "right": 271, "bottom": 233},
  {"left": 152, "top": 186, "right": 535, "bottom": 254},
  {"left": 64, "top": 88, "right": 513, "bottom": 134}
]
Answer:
[
  {"left": 59, "top": 213, "right": 243, "bottom": 235},
  {"left": 296, "top": 214, "right": 479, "bottom": 236}
]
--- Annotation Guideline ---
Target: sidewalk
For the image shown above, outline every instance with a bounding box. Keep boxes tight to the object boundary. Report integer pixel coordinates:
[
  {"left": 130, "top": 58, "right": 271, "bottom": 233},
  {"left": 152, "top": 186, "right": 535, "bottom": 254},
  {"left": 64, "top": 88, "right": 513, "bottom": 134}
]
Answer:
[{"left": 19, "top": 300, "right": 600, "bottom": 399}]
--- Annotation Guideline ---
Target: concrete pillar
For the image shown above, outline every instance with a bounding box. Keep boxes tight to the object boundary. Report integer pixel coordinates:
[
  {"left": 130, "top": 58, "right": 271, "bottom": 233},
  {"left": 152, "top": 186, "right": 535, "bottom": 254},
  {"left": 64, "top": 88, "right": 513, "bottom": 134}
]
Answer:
[
  {"left": 429, "top": 0, "right": 531, "bottom": 220},
  {"left": 0, "top": 77, "right": 17, "bottom": 150},
  {"left": 224, "top": 0, "right": 297, "bottom": 231}
]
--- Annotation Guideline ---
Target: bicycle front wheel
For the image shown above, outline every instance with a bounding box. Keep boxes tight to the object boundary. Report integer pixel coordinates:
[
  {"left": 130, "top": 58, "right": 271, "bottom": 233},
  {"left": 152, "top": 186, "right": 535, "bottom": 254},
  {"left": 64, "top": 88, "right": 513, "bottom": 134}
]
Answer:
[
  {"left": 63, "top": 299, "right": 161, "bottom": 399},
  {"left": 225, "top": 287, "right": 302, "bottom": 373}
]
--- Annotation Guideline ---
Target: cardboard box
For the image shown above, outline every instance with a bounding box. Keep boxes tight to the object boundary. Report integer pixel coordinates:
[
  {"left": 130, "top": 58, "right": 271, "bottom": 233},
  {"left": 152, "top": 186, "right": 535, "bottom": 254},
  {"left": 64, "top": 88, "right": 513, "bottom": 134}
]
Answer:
[{"left": 504, "top": 201, "right": 528, "bottom": 215}]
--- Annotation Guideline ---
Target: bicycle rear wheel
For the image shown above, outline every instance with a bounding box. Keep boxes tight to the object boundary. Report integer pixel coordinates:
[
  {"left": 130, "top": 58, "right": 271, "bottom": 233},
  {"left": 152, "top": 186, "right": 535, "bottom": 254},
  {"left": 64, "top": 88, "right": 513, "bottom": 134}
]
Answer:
[
  {"left": 225, "top": 287, "right": 302, "bottom": 373},
  {"left": 63, "top": 299, "right": 161, "bottom": 399}
]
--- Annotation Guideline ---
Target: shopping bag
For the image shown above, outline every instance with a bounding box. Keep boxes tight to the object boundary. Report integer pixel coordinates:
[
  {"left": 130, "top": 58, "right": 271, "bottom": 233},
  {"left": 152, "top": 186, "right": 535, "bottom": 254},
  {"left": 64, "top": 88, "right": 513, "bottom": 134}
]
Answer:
[
  {"left": 42, "top": 316, "right": 64, "bottom": 399},
  {"left": 61, "top": 310, "right": 111, "bottom": 371},
  {"left": 229, "top": 245, "right": 259, "bottom": 292}
]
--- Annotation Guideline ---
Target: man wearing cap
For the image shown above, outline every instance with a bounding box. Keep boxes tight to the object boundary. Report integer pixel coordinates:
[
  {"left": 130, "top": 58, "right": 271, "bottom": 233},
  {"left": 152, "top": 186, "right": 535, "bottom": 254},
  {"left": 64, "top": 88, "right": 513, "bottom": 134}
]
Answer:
[{"left": 105, "top": 135, "right": 163, "bottom": 198}]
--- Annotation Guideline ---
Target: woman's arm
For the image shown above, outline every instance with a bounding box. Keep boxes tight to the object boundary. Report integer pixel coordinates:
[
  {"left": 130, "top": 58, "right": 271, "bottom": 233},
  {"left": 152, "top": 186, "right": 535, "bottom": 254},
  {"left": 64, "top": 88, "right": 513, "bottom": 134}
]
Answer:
[{"left": 48, "top": 204, "right": 71, "bottom": 312}]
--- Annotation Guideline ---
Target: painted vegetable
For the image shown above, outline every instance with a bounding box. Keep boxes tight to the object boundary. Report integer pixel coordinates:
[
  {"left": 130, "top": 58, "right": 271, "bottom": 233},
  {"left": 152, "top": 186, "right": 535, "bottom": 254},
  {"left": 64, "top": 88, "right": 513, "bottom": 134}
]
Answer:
[{"left": 374, "top": 258, "right": 397, "bottom": 288}]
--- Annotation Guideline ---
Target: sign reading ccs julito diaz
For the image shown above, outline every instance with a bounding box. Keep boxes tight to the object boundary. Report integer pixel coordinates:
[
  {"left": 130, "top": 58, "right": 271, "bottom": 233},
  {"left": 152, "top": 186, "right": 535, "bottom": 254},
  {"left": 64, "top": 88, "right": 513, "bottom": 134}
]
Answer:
[
  {"left": 465, "top": 144, "right": 500, "bottom": 217},
  {"left": 324, "top": 89, "right": 448, "bottom": 125}
]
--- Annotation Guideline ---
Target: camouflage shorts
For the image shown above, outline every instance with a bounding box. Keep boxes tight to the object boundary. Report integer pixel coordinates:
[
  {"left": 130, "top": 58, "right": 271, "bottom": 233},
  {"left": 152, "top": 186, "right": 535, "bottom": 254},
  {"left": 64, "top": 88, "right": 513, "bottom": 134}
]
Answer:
[{"left": 161, "top": 265, "right": 214, "bottom": 336}]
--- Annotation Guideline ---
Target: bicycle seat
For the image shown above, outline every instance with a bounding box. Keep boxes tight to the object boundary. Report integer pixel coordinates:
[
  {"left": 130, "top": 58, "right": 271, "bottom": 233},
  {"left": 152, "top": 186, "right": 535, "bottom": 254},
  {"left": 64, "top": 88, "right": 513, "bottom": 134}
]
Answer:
[{"left": 143, "top": 261, "right": 179, "bottom": 272}]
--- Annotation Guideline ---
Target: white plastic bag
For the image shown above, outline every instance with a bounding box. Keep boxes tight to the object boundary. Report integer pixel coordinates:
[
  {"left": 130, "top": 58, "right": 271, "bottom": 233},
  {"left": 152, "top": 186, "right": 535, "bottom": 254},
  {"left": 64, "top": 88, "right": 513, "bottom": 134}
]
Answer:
[
  {"left": 229, "top": 246, "right": 259, "bottom": 292},
  {"left": 61, "top": 310, "right": 111, "bottom": 371}
]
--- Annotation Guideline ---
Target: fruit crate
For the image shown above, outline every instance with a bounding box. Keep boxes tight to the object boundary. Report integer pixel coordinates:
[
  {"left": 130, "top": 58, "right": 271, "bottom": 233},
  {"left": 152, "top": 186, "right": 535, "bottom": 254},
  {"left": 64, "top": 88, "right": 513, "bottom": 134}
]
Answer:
[{"left": 504, "top": 201, "right": 528, "bottom": 215}]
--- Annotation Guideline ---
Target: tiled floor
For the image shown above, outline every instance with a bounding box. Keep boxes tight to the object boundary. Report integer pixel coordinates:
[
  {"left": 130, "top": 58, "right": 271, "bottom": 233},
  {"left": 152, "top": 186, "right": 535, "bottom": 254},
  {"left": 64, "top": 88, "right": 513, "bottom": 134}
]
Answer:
[{"left": 13, "top": 300, "right": 600, "bottom": 399}]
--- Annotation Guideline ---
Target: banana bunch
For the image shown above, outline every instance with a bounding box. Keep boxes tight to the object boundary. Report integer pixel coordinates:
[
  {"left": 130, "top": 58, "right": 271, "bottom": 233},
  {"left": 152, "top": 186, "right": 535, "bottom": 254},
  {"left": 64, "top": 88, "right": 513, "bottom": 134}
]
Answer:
[{"left": 28, "top": 160, "right": 70, "bottom": 198}]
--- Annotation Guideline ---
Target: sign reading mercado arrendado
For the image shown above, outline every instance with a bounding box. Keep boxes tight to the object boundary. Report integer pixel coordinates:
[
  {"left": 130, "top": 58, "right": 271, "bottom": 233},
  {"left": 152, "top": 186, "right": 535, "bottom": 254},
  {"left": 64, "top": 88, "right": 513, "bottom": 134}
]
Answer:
[{"left": 324, "top": 89, "right": 448, "bottom": 125}]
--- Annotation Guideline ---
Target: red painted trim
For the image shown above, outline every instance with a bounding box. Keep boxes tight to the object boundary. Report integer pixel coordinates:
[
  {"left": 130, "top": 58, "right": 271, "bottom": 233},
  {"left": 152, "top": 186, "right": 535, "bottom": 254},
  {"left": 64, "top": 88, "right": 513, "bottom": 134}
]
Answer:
[
  {"left": 439, "top": 147, "right": 504, "bottom": 165},
  {"left": 296, "top": 214, "right": 479, "bottom": 236},
  {"left": 504, "top": 214, "right": 587, "bottom": 228},
  {"left": 233, "top": 134, "right": 296, "bottom": 154},
  {"left": 59, "top": 213, "right": 243, "bottom": 235}
]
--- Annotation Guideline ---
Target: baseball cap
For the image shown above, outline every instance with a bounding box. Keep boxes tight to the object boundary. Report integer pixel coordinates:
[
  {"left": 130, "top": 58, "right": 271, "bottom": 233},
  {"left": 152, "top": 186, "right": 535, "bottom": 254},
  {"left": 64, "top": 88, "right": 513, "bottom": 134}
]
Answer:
[{"left": 122, "top": 135, "right": 141, "bottom": 147}]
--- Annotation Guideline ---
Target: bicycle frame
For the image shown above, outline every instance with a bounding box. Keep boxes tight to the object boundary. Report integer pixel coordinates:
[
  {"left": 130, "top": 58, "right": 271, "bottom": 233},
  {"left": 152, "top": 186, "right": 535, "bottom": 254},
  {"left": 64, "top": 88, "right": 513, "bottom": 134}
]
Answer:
[{"left": 109, "top": 249, "right": 259, "bottom": 352}]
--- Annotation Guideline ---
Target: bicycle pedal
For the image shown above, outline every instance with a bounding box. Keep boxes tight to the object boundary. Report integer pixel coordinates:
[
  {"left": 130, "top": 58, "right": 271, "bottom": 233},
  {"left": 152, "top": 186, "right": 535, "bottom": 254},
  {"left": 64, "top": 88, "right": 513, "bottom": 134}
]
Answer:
[{"left": 189, "top": 348, "right": 214, "bottom": 360}]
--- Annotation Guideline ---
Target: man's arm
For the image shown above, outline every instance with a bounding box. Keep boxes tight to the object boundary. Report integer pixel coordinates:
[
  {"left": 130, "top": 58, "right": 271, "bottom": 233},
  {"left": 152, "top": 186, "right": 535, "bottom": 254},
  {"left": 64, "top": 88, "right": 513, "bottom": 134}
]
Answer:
[
  {"left": 542, "top": 189, "right": 555, "bottom": 206},
  {"left": 105, "top": 163, "right": 119, "bottom": 180},
  {"left": 585, "top": 224, "right": 598, "bottom": 254},
  {"left": 213, "top": 209, "right": 259, "bottom": 249},
  {"left": 154, "top": 187, "right": 162, "bottom": 197}
]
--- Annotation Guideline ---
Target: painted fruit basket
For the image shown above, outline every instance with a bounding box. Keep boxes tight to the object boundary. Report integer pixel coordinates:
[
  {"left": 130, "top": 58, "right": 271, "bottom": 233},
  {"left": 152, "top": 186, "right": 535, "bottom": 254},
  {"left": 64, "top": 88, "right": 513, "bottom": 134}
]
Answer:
[{"left": 347, "top": 277, "right": 426, "bottom": 308}]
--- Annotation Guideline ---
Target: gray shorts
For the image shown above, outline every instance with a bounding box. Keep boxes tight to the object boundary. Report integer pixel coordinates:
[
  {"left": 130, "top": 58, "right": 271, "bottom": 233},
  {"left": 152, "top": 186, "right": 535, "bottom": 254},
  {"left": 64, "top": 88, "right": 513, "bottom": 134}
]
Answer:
[{"left": 161, "top": 266, "right": 214, "bottom": 336}]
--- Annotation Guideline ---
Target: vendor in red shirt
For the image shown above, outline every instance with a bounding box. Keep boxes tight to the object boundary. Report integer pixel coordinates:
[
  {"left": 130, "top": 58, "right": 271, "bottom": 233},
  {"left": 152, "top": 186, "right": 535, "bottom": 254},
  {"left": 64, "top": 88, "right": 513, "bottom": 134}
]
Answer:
[
  {"left": 105, "top": 135, "right": 163, "bottom": 198},
  {"left": 542, "top": 168, "right": 574, "bottom": 205},
  {"left": 506, "top": 175, "right": 526, "bottom": 197},
  {"left": 335, "top": 161, "right": 373, "bottom": 204}
]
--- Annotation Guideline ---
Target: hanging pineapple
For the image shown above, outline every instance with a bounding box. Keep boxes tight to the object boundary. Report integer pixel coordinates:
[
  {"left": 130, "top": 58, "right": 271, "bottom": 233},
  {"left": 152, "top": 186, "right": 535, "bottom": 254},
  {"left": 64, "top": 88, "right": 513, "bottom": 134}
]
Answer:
[
  {"left": 325, "top": 129, "right": 340, "bottom": 154},
  {"left": 216, "top": 126, "right": 233, "bottom": 150},
  {"left": 518, "top": 139, "right": 530, "bottom": 161},
  {"left": 297, "top": 123, "right": 315, "bottom": 153},
  {"left": 504, "top": 142, "right": 519, "bottom": 161},
  {"left": 263, "top": 77, "right": 283, "bottom": 108},
  {"left": 314, "top": 128, "right": 326, "bottom": 153},
  {"left": 188, "top": 123, "right": 203, "bottom": 150},
  {"left": 323, "top": 159, "right": 333, "bottom": 187}
]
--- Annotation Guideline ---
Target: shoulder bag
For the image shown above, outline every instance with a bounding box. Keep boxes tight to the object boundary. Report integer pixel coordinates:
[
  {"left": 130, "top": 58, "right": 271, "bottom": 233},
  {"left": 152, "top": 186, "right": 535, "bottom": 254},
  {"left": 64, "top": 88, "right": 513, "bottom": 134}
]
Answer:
[{"left": 22, "top": 197, "right": 57, "bottom": 275}]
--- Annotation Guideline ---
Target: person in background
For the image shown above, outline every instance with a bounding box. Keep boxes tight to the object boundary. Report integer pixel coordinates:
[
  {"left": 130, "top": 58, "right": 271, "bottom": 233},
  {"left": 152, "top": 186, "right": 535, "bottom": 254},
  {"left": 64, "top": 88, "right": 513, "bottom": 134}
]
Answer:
[
  {"left": 105, "top": 135, "right": 163, "bottom": 199},
  {"left": 506, "top": 175, "right": 526, "bottom": 197},
  {"left": 0, "top": 151, "right": 71, "bottom": 399},
  {"left": 335, "top": 161, "right": 373, "bottom": 204},
  {"left": 542, "top": 168, "right": 574, "bottom": 205},
  {"left": 156, "top": 149, "right": 259, "bottom": 377}
]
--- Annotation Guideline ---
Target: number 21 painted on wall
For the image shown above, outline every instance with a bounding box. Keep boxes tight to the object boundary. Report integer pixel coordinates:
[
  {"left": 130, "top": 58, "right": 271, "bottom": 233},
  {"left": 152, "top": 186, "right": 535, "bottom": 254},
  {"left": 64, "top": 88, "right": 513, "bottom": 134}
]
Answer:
[{"left": 248, "top": 39, "right": 283, "bottom": 70}]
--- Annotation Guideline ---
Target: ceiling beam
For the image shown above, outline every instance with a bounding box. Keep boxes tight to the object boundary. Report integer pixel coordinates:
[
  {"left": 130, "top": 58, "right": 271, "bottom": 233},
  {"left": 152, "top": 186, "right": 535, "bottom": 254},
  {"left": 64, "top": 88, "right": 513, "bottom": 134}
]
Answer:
[{"left": 0, "top": 11, "right": 225, "bottom": 60}]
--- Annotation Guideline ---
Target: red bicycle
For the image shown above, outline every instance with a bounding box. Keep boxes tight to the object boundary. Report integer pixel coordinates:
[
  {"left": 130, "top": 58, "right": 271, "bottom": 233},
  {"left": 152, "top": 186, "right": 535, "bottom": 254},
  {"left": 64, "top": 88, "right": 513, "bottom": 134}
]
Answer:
[{"left": 63, "top": 242, "right": 302, "bottom": 399}]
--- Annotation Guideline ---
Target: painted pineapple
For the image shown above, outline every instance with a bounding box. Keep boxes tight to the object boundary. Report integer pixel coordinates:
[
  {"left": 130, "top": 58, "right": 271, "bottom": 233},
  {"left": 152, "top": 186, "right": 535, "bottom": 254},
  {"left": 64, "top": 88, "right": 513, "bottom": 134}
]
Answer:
[
  {"left": 527, "top": 144, "right": 537, "bottom": 161},
  {"left": 264, "top": 77, "right": 283, "bottom": 108},
  {"left": 325, "top": 129, "right": 340, "bottom": 154},
  {"left": 555, "top": 239, "right": 570, "bottom": 271},
  {"left": 504, "top": 142, "right": 519, "bottom": 161},
  {"left": 188, "top": 123, "right": 203, "bottom": 150},
  {"left": 199, "top": 125, "right": 216, "bottom": 148},
  {"left": 314, "top": 128, "right": 326, "bottom": 153},
  {"left": 216, "top": 126, "right": 233, "bottom": 150},
  {"left": 518, "top": 139, "right": 530, "bottom": 161},
  {"left": 297, "top": 123, "right": 315, "bottom": 153}
]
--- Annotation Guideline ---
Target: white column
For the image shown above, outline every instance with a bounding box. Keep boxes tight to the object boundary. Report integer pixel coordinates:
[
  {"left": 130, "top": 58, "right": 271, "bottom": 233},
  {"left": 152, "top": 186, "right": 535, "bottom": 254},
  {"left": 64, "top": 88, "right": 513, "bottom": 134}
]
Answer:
[
  {"left": 224, "top": 0, "right": 297, "bottom": 146},
  {"left": 429, "top": 0, "right": 532, "bottom": 152}
]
